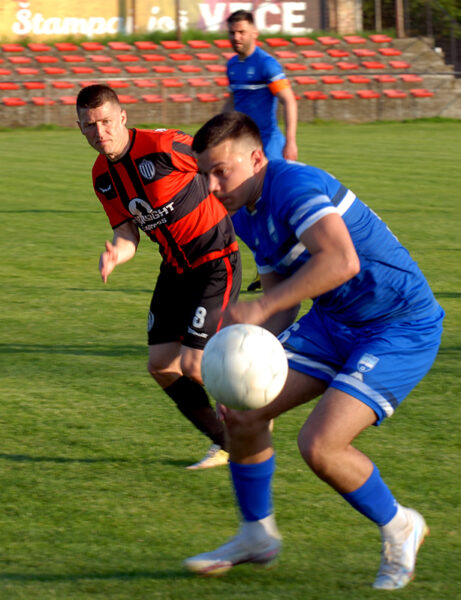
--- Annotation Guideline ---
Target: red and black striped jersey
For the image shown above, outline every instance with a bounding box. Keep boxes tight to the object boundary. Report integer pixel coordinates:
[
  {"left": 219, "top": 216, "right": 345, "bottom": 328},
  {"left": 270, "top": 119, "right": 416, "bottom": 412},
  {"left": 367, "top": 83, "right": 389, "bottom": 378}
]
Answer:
[{"left": 92, "top": 128, "right": 238, "bottom": 273}]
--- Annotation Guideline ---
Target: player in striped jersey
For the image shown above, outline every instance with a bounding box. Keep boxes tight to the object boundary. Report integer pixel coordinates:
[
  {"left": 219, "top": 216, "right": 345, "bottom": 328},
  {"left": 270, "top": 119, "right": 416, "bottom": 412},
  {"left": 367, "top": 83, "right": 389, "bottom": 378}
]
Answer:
[
  {"left": 76, "top": 85, "right": 241, "bottom": 470},
  {"left": 185, "top": 112, "right": 444, "bottom": 588}
]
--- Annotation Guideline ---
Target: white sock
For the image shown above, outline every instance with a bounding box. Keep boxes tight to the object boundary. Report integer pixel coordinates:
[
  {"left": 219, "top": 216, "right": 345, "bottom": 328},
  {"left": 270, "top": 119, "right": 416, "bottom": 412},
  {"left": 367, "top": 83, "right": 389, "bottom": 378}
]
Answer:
[{"left": 380, "top": 504, "right": 410, "bottom": 540}]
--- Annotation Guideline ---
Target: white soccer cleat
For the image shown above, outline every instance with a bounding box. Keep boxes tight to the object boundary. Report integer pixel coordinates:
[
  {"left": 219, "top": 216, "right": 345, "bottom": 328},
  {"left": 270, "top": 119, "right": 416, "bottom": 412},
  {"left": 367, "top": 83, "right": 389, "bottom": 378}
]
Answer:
[
  {"left": 184, "top": 515, "right": 282, "bottom": 576},
  {"left": 373, "top": 507, "right": 429, "bottom": 590},
  {"left": 185, "top": 444, "right": 229, "bottom": 470}
]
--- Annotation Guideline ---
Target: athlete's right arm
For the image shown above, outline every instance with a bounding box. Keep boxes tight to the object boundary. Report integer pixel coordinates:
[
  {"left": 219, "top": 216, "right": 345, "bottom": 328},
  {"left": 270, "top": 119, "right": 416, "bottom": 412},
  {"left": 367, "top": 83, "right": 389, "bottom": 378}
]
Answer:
[
  {"left": 99, "top": 220, "right": 140, "bottom": 284},
  {"left": 222, "top": 91, "right": 234, "bottom": 112}
]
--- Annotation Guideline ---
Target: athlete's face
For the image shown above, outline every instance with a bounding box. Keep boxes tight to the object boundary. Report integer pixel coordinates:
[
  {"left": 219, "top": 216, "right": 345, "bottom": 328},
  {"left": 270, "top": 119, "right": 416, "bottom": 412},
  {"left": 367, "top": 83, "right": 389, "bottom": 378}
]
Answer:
[
  {"left": 197, "top": 139, "right": 266, "bottom": 215},
  {"left": 228, "top": 19, "right": 257, "bottom": 57},
  {"left": 78, "top": 100, "right": 129, "bottom": 161}
]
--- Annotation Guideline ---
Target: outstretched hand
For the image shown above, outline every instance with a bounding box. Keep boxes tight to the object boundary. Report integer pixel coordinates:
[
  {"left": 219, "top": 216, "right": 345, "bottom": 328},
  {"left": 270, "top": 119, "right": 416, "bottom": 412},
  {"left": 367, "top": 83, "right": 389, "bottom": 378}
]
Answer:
[
  {"left": 221, "top": 298, "right": 269, "bottom": 329},
  {"left": 99, "top": 240, "right": 119, "bottom": 283}
]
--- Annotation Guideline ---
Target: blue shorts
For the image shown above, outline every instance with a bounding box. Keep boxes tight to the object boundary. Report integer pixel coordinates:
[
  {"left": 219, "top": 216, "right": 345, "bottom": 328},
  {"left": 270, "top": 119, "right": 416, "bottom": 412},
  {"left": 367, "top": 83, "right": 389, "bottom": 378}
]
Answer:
[{"left": 279, "top": 304, "right": 444, "bottom": 424}]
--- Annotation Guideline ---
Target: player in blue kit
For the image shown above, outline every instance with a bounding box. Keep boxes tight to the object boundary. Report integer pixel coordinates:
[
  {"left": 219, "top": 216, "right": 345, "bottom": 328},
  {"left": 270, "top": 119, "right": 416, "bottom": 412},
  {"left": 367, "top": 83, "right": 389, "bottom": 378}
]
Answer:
[
  {"left": 225, "top": 10, "right": 298, "bottom": 291},
  {"left": 184, "top": 112, "right": 444, "bottom": 589}
]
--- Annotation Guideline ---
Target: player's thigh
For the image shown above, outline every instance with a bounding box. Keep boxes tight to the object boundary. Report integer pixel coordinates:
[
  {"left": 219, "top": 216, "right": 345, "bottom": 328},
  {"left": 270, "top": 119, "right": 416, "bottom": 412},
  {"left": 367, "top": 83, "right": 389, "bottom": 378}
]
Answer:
[
  {"left": 148, "top": 342, "right": 182, "bottom": 375},
  {"left": 180, "top": 346, "right": 204, "bottom": 384}
]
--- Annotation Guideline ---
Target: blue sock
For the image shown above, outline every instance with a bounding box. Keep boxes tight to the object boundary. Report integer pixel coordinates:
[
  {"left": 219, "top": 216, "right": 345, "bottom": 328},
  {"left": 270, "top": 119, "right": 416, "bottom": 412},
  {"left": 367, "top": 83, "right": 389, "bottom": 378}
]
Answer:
[
  {"left": 229, "top": 455, "right": 275, "bottom": 522},
  {"left": 341, "top": 464, "right": 398, "bottom": 526}
]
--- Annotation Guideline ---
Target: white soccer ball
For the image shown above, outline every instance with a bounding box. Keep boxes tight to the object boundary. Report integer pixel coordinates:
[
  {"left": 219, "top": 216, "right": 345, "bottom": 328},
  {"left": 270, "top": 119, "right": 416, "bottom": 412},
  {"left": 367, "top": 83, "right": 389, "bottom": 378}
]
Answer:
[{"left": 201, "top": 324, "right": 288, "bottom": 410}]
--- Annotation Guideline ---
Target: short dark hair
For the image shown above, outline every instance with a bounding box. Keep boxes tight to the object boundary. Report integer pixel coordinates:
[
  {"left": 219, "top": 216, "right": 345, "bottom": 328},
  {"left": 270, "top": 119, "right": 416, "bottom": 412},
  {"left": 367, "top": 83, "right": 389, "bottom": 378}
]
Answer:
[
  {"left": 76, "top": 84, "right": 121, "bottom": 112},
  {"left": 192, "top": 111, "right": 263, "bottom": 154},
  {"left": 227, "top": 9, "right": 254, "bottom": 26}
]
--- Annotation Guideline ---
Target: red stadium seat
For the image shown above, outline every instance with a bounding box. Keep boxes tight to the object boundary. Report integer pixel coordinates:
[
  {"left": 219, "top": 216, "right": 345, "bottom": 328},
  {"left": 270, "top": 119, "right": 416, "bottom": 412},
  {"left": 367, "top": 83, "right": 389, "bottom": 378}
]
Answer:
[
  {"left": 78, "top": 81, "right": 97, "bottom": 88},
  {"left": 62, "top": 55, "right": 86, "bottom": 63},
  {"left": 42, "top": 67, "right": 66, "bottom": 75},
  {"left": 274, "top": 50, "right": 299, "bottom": 59},
  {"left": 374, "top": 74, "right": 397, "bottom": 83},
  {"left": 310, "top": 62, "right": 334, "bottom": 71},
  {"left": 400, "top": 74, "right": 423, "bottom": 82},
  {"left": 34, "top": 55, "right": 59, "bottom": 64},
  {"left": 134, "top": 41, "right": 158, "bottom": 50},
  {"left": 168, "top": 93, "right": 192, "bottom": 102},
  {"left": 379, "top": 48, "right": 402, "bottom": 56},
  {"left": 106, "top": 81, "right": 130, "bottom": 89},
  {"left": 196, "top": 52, "right": 220, "bottom": 61},
  {"left": 23, "top": 81, "right": 46, "bottom": 90},
  {"left": 125, "top": 65, "right": 149, "bottom": 74},
  {"left": 196, "top": 92, "right": 220, "bottom": 102},
  {"left": 161, "top": 78, "right": 184, "bottom": 87},
  {"left": 318, "top": 36, "right": 341, "bottom": 45},
  {"left": 0, "top": 82, "right": 20, "bottom": 90},
  {"left": 161, "top": 41, "right": 185, "bottom": 49},
  {"left": 2, "top": 97, "right": 27, "bottom": 106},
  {"left": 214, "top": 77, "right": 229, "bottom": 86},
  {"left": 330, "top": 90, "right": 354, "bottom": 99},
  {"left": 117, "top": 94, "right": 138, "bottom": 103},
  {"left": 142, "top": 54, "right": 166, "bottom": 62},
  {"left": 2, "top": 43, "right": 24, "bottom": 52},
  {"left": 16, "top": 67, "right": 40, "bottom": 75},
  {"left": 321, "top": 75, "right": 344, "bottom": 84},
  {"left": 327, "top": 49, "right": 349, "bottom": 58},
  {"left": 362, "top": 61, "right": 386, "bottom": 69},
  {"left": 97, "top": 66, "right": 122, "bottom": 74},
  {"left": 31, "top": 97, "right": 55, "bottom": 106},
  {"left": 301, "top": 50, "right": 324, "bottom": 58},
  {"left": 347, "top": 75, "right": 371, "bottom": 84},
  {"left": 369, "top": 34, "right": 393, "bottom": 44},
  {"left": 187, "top": 78, "right": 211, "bottom": 87},
  {"left": 142, "top": 94, "right": 164, "bottom": 103},
  {"left": 71, "top": 66, "right": 95, "bottom": 74},
  {"left": 265, "top": 38, "right": 290, "bottom": 47},
  {"left": 21, "top": 77, "right": 51, "bottom": 92},
  {"left": 222, "top": 52, "right": 236, "bottom": 60},
  {"left": 389, "top": 60, "right": 411, "bottom": 69},
  {"left": 343, "top": 35, "right": 367, "bottom": 44},
  {"left": 28, "top": 43, "right": 52, "bottom": 52},
  {"left": 291, "top": 37, "right": 315, "bottom": 46},
  {"left": 89, "top": 55, "right": 112, "bottom": 63},
  {"left": 0, "top": 68, "right": 12, "bottom": 75},
  {"left": 152, "top": 65, "right": 175, "bottom": 73},
  {"left": 108, "top": 41, "right": 133, "bottom": 51},
  {"left": 336, "top": 62, "right": 359, "bottom": 70},
  {"left": 133, "top": 79, "right": 157, "bottom": 88},
  {"left": 357, "top": 90, "right": 381, "bottom": 98},
  {"left": 115, "top": 54, "right": 140, "bottom": 62},
  {"left": 383, "top": 89, "right": 407, "bottom": 98},
  {"left": 52, "top": 81, "right": 75, "bottom": 89},
  {"left": 178, "top": 65, "right": 202, "bottom": 73},
  {"left": 284, "top": 63, "right": 308, "bottom": 71},
  {"left": 214, "top": 39, "right": 232, "bottom": 48},
  {"left": 205, "top": 64, "right": 226, "bottom": 72},
  {"left": 410, "top": 88, "right": 434, "bottom": 97},
  {"left": 168, "top": 53, "right": 194, "bottom": 61},
  {"left": 8, "top": 56, "right": 32, "bottom": 64},
  {"left": 55, "top": 42, "right": 79, "bottom": 51},
  {"left": 81, "top": 42, "right": 105, "bottom": 51},
  {"left": 188, "top": 40, "right": 212, "bottom": 49},
  {"left": 60, "top": 95, "right": 77, "bottom": 105},
  {"left": 294, "top": 76, "right": 317, "bottom": 85},
  {"left": 304, "top": 90, "right": 328, "bottom": 100}
]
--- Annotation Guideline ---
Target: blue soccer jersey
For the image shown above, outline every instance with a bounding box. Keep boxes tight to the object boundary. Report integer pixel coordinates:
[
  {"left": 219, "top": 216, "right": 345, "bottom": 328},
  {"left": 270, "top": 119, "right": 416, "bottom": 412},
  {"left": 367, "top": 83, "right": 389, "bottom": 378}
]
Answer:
[
  {"left": 232, "top": 160, "right": 440, "bottom": 326},
  {"left": 227, "top": 47, "right": 287, "bottom": 159}
]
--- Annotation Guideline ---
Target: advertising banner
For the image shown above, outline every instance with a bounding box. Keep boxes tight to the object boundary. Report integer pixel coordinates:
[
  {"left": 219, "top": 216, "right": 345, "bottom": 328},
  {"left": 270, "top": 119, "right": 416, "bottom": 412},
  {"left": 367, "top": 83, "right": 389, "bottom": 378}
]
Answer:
[{"left": 1, "top": 1, "right": 320, "bottom": 41}]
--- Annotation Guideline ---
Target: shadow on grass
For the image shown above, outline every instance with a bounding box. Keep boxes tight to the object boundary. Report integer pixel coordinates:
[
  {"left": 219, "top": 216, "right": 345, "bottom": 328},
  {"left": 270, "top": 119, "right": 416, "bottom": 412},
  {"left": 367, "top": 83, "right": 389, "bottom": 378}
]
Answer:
[
  {"left": 0, "top": 343, "right": 145, "bottom": 358},
  {"left": 0, "top": 453, "right": 197, "bottom": 469},
  {"left": 0, "top": 568, "right": 188, "bottom": 582}
]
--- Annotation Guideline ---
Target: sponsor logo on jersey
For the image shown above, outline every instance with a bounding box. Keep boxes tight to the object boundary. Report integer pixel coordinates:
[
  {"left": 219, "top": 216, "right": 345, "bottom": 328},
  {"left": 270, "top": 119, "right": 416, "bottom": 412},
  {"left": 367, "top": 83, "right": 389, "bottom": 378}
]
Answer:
[
  {"left": 138, "top": 159, "right": 155, "bottom": 181},
  {"left": 187, "top": 327, "right": 208, "bottom": 339},
  {"left": 95, "top": 173, "right": 116, "bottom": 200},
  {"left": 128, "top": 198, "right": 174, "bottom": 231},
  {"left": 247, "top": 66, "right": 256, "bottom": 79}
]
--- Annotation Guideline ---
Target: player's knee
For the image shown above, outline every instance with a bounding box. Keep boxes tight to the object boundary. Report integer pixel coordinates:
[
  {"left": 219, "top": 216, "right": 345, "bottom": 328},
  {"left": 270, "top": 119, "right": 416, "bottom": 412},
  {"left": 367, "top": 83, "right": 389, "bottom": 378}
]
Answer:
[{"left": 297, "top": 428, "right": 330, "bottom": 476}]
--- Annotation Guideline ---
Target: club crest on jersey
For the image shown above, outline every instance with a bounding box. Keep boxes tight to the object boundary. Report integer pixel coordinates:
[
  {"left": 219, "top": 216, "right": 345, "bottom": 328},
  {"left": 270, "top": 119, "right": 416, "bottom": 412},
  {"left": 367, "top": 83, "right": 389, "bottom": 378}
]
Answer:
[
  {"left": 138, "top": 159, "right": 155, "bottom": 181},
  {"left": 357, "top": 353, "right": 379, "bottom": 373}
]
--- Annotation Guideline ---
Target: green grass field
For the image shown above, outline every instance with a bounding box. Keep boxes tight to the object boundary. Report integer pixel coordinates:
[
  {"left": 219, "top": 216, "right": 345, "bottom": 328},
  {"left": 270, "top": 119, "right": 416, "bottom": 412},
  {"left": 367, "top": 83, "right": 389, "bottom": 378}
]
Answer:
[{"left": 1, "top": 120, "right": 460, "bottom": 600}]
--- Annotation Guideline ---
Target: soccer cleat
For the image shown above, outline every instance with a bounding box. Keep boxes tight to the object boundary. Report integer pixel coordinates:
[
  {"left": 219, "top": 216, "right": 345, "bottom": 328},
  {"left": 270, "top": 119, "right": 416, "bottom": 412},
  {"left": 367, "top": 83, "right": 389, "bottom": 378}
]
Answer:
[
  {"left": 185, "top": 444, "right": 229, "bottom": 470},
  {"left": 247, "top": 273, "right": 262, "bottom": 292},
  {"left": 184, "top": 515, "right": 282, "bottom": 576},
  {"left": 373, "top": 507, "right": 429, "bottom": 590}
]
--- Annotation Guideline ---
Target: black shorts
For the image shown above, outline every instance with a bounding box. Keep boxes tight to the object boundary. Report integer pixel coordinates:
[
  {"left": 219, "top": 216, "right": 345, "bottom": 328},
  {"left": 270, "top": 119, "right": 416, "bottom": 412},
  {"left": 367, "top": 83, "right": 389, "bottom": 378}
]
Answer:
[{"left": 147, "top": 252, "right": 242, "bottom": 349}]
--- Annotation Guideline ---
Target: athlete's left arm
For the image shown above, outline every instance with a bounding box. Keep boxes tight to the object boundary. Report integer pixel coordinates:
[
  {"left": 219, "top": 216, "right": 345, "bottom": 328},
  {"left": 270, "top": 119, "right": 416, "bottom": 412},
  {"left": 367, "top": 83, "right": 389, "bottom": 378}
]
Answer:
[{"left": 273, "top": 83, "right": 298, "bottom": 161}]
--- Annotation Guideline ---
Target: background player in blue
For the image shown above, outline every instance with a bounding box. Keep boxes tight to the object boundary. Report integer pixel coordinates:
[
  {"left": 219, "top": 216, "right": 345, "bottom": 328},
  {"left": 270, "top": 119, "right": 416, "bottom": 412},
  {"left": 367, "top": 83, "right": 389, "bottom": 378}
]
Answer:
[
  {"left": 225, "top": 9, "right": 298, "bottom": 291},
  {"left": 185, "top": 112, "right": 444, "bottom": 590},
  {"left": 224, "top": 10, "right": 298, "bottom": 163}
]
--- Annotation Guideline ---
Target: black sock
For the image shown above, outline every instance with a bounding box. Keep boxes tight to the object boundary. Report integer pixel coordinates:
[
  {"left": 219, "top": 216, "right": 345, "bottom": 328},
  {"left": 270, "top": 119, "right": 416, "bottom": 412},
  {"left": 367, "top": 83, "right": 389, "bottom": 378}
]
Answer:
[{"left": 163, "top": 376, "right": 226, "bottom": 449}]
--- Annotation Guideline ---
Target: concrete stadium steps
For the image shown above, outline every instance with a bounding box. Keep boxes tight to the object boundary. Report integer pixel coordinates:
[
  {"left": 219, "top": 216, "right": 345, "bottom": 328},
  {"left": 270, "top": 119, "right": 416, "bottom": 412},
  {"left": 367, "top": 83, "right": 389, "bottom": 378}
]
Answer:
[{"left": 1, "top": 35, "right": 460, "bottom": 125}]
